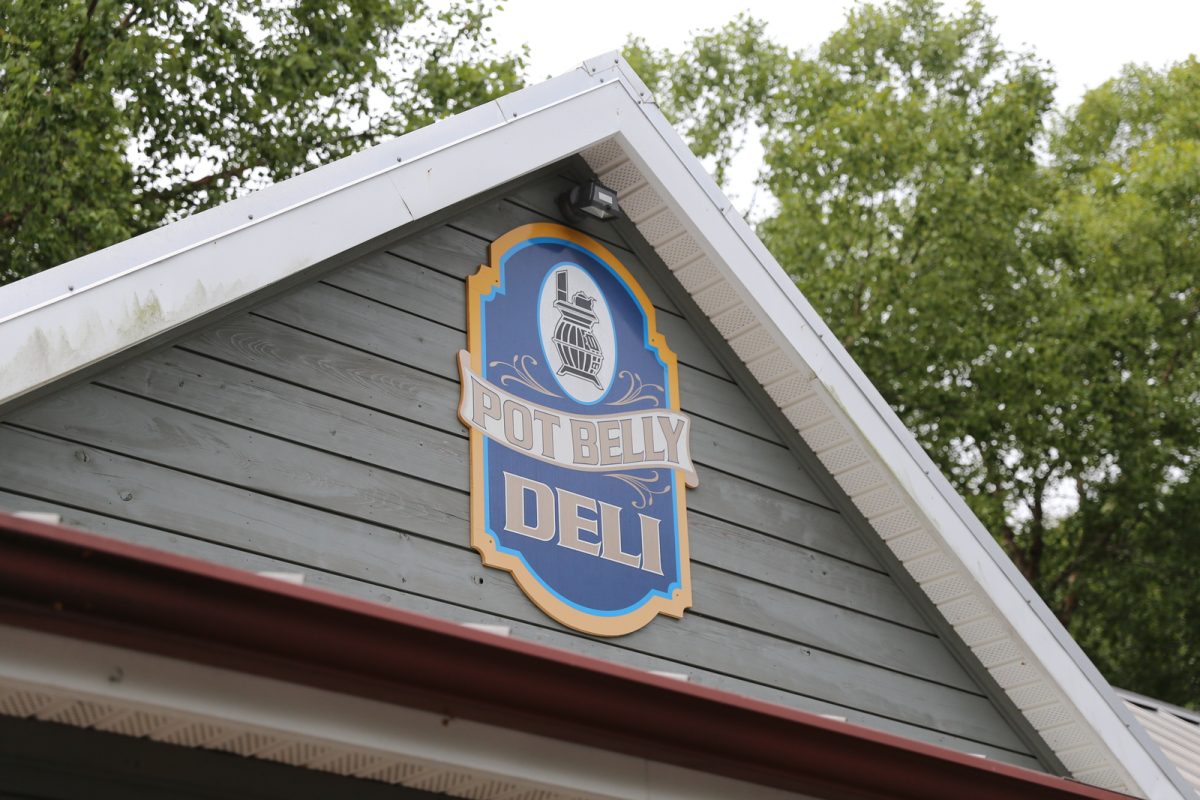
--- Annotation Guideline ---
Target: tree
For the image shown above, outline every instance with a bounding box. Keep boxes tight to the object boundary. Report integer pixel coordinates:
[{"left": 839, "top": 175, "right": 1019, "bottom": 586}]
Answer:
[
  {"left": 629, "top": 1, "right": 1200, "bottom": 705},
  {"left": 1041, "top": 60, "right": 1200, "bottom": 703},
  {"left": 0, "top": 0, "right": 524, "bottom": 283}
]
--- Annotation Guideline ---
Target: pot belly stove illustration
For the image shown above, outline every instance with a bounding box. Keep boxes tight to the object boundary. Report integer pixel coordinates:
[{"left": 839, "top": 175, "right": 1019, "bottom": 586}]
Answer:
[{"left": 551, "top": 269, "right": 605, "bottom": 388}]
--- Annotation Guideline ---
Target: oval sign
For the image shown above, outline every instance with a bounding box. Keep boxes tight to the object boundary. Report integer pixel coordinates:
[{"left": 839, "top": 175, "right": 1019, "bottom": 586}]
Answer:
[{"left": 538, "top": 262, "right": 617, "bottom": 404}]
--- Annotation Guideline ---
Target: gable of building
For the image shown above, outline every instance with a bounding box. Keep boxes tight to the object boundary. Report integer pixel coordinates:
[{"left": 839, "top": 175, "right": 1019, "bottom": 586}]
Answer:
[
  {"left": 0, "top": 163, "right": 1049, "bottom": 770},
  {"left": 0, "top": 53, "right": 1188, "bottom": 800}
]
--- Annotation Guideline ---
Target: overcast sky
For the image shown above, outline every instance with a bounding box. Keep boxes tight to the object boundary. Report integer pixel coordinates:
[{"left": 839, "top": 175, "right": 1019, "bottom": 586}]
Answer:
[
  {"left": 485, "top": 0, "right": 1199, "bottom": 213},
  {"left": 490, "top": 0, "right": 1199, "bottom": 107}
]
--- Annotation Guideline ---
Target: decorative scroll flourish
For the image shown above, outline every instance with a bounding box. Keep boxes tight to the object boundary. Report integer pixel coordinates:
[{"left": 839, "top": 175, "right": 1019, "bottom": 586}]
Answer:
[
  {"left": 488, "top": 354, "right": 559, "bottom": 398},
  {"left": 607, "top": 370, "right": 664, "bottom": 407},
  {"left": 605, "top": 471, "right": 672, "bottom": 509}
]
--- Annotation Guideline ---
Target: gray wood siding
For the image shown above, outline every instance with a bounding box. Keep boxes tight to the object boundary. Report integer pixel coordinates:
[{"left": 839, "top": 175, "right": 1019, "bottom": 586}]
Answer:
[{"left": 0, "top": 172, "right": 1042, "bottom": 769}]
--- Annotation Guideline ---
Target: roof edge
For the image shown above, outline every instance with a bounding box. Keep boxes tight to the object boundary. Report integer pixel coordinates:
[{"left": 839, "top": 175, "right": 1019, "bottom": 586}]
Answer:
[{"left": 0, "top": 511, "right": 1137, "bottom": 800}]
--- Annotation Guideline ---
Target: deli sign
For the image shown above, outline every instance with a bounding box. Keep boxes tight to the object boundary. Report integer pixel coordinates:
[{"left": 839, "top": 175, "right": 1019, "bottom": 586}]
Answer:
[{"left": 458, "top": 223, "right": 696, "bottom": 636}]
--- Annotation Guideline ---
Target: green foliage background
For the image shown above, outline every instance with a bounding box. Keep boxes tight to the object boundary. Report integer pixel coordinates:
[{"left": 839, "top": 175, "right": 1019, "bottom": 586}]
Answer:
[
  {"left": 0, "top": 0, "right": 524, "bottom": 282},
  {"left": 2, "top": 0, "right": 1197, "bottom": 708},
  {"left": 629, "top": 0, "right": 1199, "bottom": 707}
]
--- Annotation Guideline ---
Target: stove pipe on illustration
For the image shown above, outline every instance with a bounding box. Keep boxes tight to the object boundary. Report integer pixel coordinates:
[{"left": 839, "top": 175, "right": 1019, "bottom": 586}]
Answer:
[{"left": 551, "top": 269, "right": 605, "bottom": 388}]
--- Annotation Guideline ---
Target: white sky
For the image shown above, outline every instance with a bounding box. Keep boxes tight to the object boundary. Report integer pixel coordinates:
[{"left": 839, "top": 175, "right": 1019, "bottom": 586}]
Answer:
[
  {"left": 490, "top": 0, "right": 1199, "bottom": 103},
  {"left": 485, "top": 0, "right": 1200, "bottom": 212}
]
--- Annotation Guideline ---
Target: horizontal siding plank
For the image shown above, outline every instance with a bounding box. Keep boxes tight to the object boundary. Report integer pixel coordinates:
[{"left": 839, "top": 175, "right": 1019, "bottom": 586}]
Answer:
[
  {"left": 687, "top": 512, "right": 928, "bottom": 630},
  {"left": 0, "top": 428, "right": 470, "bottom": 581},
  {"left": 7, "top": 387, "right": 471, "bottom": 535},
  {"left": 387, "top": 224, "right": 488, "bottom": 280},
  {"left": 690, "top": 563, "right": 975, "bottom": 691},
  {"left": 184, "top": 315, "right": 463, "bottom": 435},
  {"left": 258, "top": 282, "right": 464, "bottom": 381},
  {"left": 618, "top": 612, "right": 1020, "bottom": 749},
  {"left": 677, "top": 364, "right": 777, "bottom": 441},
  {"left": 653, "top": 312, "right": 728, "bottom": 378},
  {"left": 689, "top": 465, "right": 880, "bottom": 569},
  {"left": 0, "top": 486, "right": 1039, "bottom": 768},
  {"left": 689, "top": 415, "right": 825, "bottom": 500},
  {"left": 0, "top": 424, "right": 1001, "bottom": 741},
  {"left": 97, "top": 350, "right": 469, "bottom": 487},
  {"left": 327, "top": 251, "right": 466, "bottom": 326}
]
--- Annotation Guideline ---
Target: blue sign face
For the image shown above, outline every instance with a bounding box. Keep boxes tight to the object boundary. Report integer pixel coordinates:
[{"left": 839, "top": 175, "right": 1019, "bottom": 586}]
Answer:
[{"left": 458, "top": 223, "right": 696, "bottom": 636}]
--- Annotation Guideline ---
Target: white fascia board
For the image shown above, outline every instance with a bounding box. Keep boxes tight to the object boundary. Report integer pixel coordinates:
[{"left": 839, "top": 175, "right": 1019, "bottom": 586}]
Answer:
[
  {"left": 0, "top": 62, "right": 624, "bottom": 408},
  {"left": 590, "top": 67, "right": 1190, "bottom": 800},
  {"left": 0, "top": 625, "right": 812, "bottom": 800}
]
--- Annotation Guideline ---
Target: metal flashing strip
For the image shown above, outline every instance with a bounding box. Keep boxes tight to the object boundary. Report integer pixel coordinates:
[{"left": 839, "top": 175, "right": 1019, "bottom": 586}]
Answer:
[{"left": 0, "top": 513, "right": 1137, "bottom": 800}]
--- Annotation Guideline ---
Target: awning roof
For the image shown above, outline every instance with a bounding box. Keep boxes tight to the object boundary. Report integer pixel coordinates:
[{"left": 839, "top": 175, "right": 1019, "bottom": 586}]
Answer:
[{"left": 0, "top": 511, "right": 1137, "bottom": 800}]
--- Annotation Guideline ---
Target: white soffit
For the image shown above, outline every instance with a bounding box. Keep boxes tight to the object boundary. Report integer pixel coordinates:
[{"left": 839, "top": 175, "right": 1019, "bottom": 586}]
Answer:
[
  {"left": 0, "top": 52, "right": 1189, "bottom": 800},
  {"left": 0, "top": 625, "right": 807, "bottom": 800}
]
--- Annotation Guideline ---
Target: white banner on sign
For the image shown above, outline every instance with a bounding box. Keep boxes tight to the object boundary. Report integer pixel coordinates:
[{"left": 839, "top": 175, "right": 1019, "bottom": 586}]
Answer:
[{"left": 457, "top": 351, "right": 698, "bottom": 487}]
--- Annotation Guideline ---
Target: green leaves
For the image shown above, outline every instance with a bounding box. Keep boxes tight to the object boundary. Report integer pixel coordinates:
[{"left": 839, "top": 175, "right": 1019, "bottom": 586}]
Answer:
[
  {"left": 1040, "top": 59, "right": 1200, "bottom": 704},
  {"left": 0, "top": 0, "right": 525, "bottom": 283},
  {"left": 639, "top": 2, "right": 1199, "bottom": 706},
  {"left": 626, "top": 16, "right": 786, "bottom": 186}
]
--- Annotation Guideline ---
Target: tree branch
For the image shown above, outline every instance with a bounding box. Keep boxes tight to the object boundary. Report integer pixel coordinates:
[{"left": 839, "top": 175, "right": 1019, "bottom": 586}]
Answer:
[
  {"left": 1026, "top": 473, "right": 1048, "bottom": 585},
  {"left": 1160, "top": 301, "right": 1200, "bottom": 386},
  {"left": 1045, "top": 516, "right": 1119, "bottom": 600},
  {"left": 117, "top": 5, "right": 142, "bottom": 32},
  {"left": 140, "top": 162, "right": 264, "bottom": 202},
  {"left": 69, "top": 0, "right": 101, "bottom": 79}
]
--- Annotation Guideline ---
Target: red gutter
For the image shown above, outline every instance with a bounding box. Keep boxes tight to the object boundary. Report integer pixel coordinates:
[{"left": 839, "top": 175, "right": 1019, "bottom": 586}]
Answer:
[{"left": 0, "top": 512, "right": 1132, "bottom": 800}]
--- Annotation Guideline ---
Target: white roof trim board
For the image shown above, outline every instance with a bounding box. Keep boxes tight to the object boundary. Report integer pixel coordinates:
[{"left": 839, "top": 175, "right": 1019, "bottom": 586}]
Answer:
[{"left": 0, "top": 52, "right": 1189, "bottom": 799}]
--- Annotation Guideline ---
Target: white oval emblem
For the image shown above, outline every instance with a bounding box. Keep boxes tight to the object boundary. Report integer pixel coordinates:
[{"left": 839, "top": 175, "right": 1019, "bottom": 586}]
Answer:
[{"left": 538, "top": 262, "right": 616, "bottom": 404}]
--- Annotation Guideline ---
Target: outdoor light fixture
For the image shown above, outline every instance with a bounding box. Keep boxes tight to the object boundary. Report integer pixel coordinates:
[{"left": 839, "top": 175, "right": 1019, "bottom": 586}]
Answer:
[{"left": 559, "top": 180, "right": 622, "bottom": 222}]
